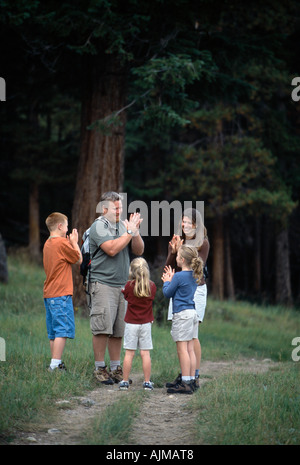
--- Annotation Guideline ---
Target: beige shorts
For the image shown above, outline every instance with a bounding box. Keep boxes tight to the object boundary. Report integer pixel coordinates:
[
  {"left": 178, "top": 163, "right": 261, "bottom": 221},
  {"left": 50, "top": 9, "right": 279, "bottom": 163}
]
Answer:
[
  {"left": 88, "top": 282, "right": 127, "bottom": 337},
  {"left": 171, "top": 309, "right": 198, "bottom": 342},
  {"left": 123, "top": 322, "right": 153, "bottom": 350}
]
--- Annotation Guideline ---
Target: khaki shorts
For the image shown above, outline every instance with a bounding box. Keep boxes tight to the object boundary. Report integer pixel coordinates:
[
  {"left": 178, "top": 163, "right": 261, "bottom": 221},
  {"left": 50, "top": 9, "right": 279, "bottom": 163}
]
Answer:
[
  {"left": 123, "top": 322, "right": 153, "bottom": 350},
  {"left": 171, "top": 309, "right": 198, "bottom": 342},
  {"left": 89, "top": 282, "right": 127, "bottom": 337}
]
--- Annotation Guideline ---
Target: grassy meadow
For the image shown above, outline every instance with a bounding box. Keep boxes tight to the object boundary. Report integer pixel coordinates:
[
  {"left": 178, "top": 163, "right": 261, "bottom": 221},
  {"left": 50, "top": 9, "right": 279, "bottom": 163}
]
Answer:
[{"left": 0, "top": 252, "right": 299, "bottom": 445}]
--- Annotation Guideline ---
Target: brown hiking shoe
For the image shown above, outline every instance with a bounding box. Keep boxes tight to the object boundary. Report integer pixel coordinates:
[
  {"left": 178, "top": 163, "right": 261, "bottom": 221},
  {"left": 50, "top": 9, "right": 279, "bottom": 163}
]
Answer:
[
  {"left": 110, "top": 365, "right": 132, "bottom": 384},
  {"left": 94, "top": 366, "right": 114, "bottom": 385},
  {"left": 194, "top": 377, "right": 200, "bottom": 390},
  {"left": 165, "top": 373, "right": 182, "bottom": 388},
  {"left": 110, "top": 365, "right": 124, "bottom": 383},
  {"left": 167, "top": 381, "right": 193, "bottom": 395}
]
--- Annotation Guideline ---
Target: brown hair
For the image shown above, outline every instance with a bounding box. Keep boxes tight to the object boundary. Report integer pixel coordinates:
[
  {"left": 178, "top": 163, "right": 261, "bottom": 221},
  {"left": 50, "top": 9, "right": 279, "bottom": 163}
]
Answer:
[
  {"left": 178, "top": 208, "right": 207, "bottom": 248},
  {"left": 45, "top": 212, "right": 68, "bottom": 232}
]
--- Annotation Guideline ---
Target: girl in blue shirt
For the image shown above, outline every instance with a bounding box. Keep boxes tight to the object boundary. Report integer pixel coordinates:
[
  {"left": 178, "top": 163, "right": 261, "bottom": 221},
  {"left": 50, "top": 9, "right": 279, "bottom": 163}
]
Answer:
[{"left": 162, "top": 245, "right": 203, "bottom": 394}]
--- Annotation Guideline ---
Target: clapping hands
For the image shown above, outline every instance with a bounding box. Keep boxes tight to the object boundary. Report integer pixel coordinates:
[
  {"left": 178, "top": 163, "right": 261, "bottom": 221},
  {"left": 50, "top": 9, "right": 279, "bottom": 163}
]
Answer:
[
  {"left": 124, "top": 212, "right": 143, "bottom": 236},
  {"left": 68, "top": 228, "right": 79, "bottom": 245},
  {"left": 169, "top": 234, "right": 183, "bottom": 253},
  {"left": 161, "top": 265, "right": 175, "bottom": 283}
]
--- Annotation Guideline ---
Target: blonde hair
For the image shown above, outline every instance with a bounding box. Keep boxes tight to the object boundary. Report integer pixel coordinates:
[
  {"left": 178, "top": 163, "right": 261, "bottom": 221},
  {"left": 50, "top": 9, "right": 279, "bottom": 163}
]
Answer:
[
  {"left": 129, "top": 257, "right": 151, "bottom": 297},
  {"left": 45, "top": 212, "right": 68, "bottom": 232},
  {"left": 179, "top": 245, "right": 203, "bottom": 284}
]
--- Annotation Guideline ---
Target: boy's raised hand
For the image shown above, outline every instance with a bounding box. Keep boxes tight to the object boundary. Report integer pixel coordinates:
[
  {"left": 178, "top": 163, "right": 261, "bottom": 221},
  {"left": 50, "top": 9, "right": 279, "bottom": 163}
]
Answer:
[{"left": 68, "top": 228, "right": 78, "bottom": 244}]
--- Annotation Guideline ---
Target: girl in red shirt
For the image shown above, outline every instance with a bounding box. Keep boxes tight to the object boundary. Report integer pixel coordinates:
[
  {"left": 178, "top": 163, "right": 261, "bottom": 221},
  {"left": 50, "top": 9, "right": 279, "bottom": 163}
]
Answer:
[{"left": 120, "top": 257, "right": 156, "bottom": 390}]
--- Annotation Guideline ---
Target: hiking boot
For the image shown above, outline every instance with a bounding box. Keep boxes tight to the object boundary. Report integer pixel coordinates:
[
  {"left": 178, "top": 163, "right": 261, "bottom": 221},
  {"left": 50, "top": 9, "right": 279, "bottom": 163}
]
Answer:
[
  {"left": 110, "top": 365, "right": 132, "bottom": 384},
  {"left": 119, "top": 380, "right": 129, "bottom": 390},
  {"left": 48, "top": 362, "right": 67, "bottom": 372},
  {"left": 143, "top": 381, "right": 154, "bottom": 391},
  {"left": 94, "top": 366, "right": 114, "bottom": 385},
  {"left": 167, "top": 381, "right": 193, "bottom": 395},
  {"left": 165, "top": 373, "right": 182, "bottom": 388},
  {"left": 110, "top": 365, "right": 124, "bottom": 383},
  {"left": 193, "top": 377, "right": 200, "bottom": 390}
]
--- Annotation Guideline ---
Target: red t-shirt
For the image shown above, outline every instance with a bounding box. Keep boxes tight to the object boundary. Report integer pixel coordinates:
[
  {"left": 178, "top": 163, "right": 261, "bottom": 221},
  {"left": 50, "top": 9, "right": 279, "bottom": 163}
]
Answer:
[
  {"left": 43, "top": 236, "right": 80, "bottom": 298},
  {"left": 122, "top": 280, "right": 156, "bottom": 324}
]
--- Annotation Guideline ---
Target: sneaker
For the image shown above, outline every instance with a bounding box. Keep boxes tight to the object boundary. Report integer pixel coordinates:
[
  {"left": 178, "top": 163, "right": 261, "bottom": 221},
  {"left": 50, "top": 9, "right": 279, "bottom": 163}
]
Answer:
[
  {"left": 94, "top": 366, "right": 114, "bottom": 385},
  {"left": 165, "top": 373, "right": 181, "bottom": 388},
  {"left": 167, "top": 381, "right": 193, "bottom": 395},
  {"left": 110, "top": 365, "right": 124, "bottom": 383},
  {"left": 143, "top": 381, "right": 154, "bottom": 391},
  {"left": 119, "top": 380, "right": 129, "bottom": 390},
  {"left": 48, "top": 362, "right": 67, "bottom": 372}
]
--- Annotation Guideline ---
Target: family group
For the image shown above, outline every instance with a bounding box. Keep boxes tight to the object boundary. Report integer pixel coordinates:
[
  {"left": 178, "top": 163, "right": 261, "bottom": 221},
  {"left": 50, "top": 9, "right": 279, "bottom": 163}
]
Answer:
[{"left": 43, "top": 192, "right": 209, "bottom": 395}]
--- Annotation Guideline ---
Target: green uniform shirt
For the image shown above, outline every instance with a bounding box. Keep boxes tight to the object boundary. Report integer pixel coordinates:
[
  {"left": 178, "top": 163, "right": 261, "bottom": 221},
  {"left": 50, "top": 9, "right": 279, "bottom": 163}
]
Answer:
[{"left": 89, "top": 216, "right": 130, "bottom": 287}]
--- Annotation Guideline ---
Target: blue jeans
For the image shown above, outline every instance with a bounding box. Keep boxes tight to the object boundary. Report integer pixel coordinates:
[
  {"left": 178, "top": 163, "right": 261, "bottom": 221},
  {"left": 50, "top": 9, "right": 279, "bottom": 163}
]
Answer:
[{"left": 44, "top": 295, "right": 75, "bottom": 340}]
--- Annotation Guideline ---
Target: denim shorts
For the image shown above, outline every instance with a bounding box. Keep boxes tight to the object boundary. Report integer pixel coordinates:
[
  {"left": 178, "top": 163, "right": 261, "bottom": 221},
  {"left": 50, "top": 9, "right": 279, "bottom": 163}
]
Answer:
[{"left": 44, "top": 295, "right": 75, "bottom": 340}]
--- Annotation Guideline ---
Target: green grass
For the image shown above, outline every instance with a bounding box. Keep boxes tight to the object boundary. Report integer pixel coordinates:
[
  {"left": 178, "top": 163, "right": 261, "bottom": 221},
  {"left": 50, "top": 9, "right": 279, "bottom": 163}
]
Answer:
[
  {"left": 82, "top": 391, "right": 144, "bottom": 445},
  {"left": 0, "top": 253, "right": 299, "bottom": 444},
  {"left": 190, "top": 363, "right": 299, "bottom": 445}
]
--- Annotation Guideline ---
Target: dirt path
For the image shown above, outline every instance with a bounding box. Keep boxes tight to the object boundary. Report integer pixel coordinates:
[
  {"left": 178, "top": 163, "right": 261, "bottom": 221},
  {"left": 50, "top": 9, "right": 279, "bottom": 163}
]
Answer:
[{"left": 9, "top": 359, "right": 277, "bottom": 446}]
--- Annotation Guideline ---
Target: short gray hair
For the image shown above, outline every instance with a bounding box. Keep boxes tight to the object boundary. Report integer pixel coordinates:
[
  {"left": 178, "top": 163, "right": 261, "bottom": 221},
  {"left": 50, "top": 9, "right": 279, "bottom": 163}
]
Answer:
[{"left": 98, "top": 192, "right": 123, "bottom": 215}]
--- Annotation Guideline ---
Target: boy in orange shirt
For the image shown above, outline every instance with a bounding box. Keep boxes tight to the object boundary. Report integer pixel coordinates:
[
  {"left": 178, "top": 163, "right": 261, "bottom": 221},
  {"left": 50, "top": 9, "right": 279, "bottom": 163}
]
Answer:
[{"left": 43, "top": 212, "right": 82, "bottom": 371}]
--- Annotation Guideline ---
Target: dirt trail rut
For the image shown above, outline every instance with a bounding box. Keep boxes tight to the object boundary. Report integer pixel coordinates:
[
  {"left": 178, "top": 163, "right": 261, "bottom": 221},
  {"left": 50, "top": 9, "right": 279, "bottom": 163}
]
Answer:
[{"left": 9, "top": 359, "right": 277, "bottom": 445}]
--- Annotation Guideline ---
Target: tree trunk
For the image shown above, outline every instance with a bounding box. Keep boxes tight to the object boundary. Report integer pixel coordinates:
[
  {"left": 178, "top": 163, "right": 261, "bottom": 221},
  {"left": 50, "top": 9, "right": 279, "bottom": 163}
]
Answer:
[
  {"left": 0, "top": 233, "right": 8, "bottom": 283},
  {"left": 72, "top": 54, "right": 127, "bottom": 308},
  {"left": 275, "top": 228, "right": 293, "bottom": 307},
  {"left": 254, "top": 217, "right": 261, "bottom": 295},
  {"left": 28, "top": 182, "right": 41, "bottom": 263},
  {"left": 225, "top": 222, "right": 235, "bottom": 300},
  {"left": 212, "top": 216, "right": 224, "bottom": 300}
]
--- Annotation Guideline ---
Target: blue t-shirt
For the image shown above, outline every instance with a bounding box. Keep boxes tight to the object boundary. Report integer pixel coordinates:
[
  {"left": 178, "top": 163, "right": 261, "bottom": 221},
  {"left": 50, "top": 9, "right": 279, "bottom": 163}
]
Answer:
[{"left": 163, "top": 270, "right": 197, "bottom": 313}]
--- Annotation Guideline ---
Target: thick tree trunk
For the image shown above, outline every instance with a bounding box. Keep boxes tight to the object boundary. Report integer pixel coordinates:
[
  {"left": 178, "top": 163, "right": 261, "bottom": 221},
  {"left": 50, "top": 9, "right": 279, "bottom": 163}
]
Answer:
[
  {"left": 72, "top": 54, "right": 127, "bottom": 308},
  {"left": 28, "top": 182, "right": 41, "bottom": 263},
  {"left": 275, "top": 228, "right": 293, "bottom": 307},
  {"left": 212, "top": 216, "right": 224, "bottom": 300}
]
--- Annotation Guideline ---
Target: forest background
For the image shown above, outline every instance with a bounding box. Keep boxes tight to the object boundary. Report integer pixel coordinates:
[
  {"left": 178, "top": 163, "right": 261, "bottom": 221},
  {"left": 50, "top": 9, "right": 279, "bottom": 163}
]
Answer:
[{"left": 0, "top": 0, "right": 299, "bottom": 311}]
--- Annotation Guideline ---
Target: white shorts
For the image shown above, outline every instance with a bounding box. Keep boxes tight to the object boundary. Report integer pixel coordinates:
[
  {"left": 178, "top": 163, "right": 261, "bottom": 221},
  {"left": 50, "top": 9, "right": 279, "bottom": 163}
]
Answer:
[
  {"left": 171, "top": 309, "right": 198, "bottom": 342},
  {"left": 167, "top": 284, "right": 207, "bottom": 323},
  {"left": 123, "top": 322, "right": 153, "bottom": 350}
]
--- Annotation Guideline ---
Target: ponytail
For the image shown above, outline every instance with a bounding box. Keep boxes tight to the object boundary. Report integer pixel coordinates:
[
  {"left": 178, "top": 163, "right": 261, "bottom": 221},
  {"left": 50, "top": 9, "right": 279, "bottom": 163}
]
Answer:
[
  {"left": 179, "top": 245, "right": 203, "bottom": 284},
  {"left": 191, "top": 256, "right": 203, "bottom": 285}
]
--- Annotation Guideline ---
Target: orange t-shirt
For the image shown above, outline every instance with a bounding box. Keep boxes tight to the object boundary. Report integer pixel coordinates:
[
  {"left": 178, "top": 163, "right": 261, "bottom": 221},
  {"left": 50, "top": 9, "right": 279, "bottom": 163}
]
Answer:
[{"left": 43, "top": 236, "right": 80, "bottom": 298}]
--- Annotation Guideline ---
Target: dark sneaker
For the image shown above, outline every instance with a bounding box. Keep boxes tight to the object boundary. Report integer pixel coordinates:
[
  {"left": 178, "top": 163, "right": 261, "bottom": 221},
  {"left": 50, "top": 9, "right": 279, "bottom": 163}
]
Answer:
[
  {"left": 94, "top": 366, "right": 114, "bottom": 385},
  {"left": 110, "top": 365, "right": 123, "bottom": 383},
  {"left": 48, "top": 362, "right": 67, "bottom": 372},
  {"left": 143, "top": 381, "right": 154, "bottom": 391},
  {"left": 119, "top": 380, "right": 129, "bottom": 390},
  {"left": 167, "top": 381, "right": 193, "bottom": 395},
  {"left": 165, "top": 373, "right": 182, "bottom": 388}
]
